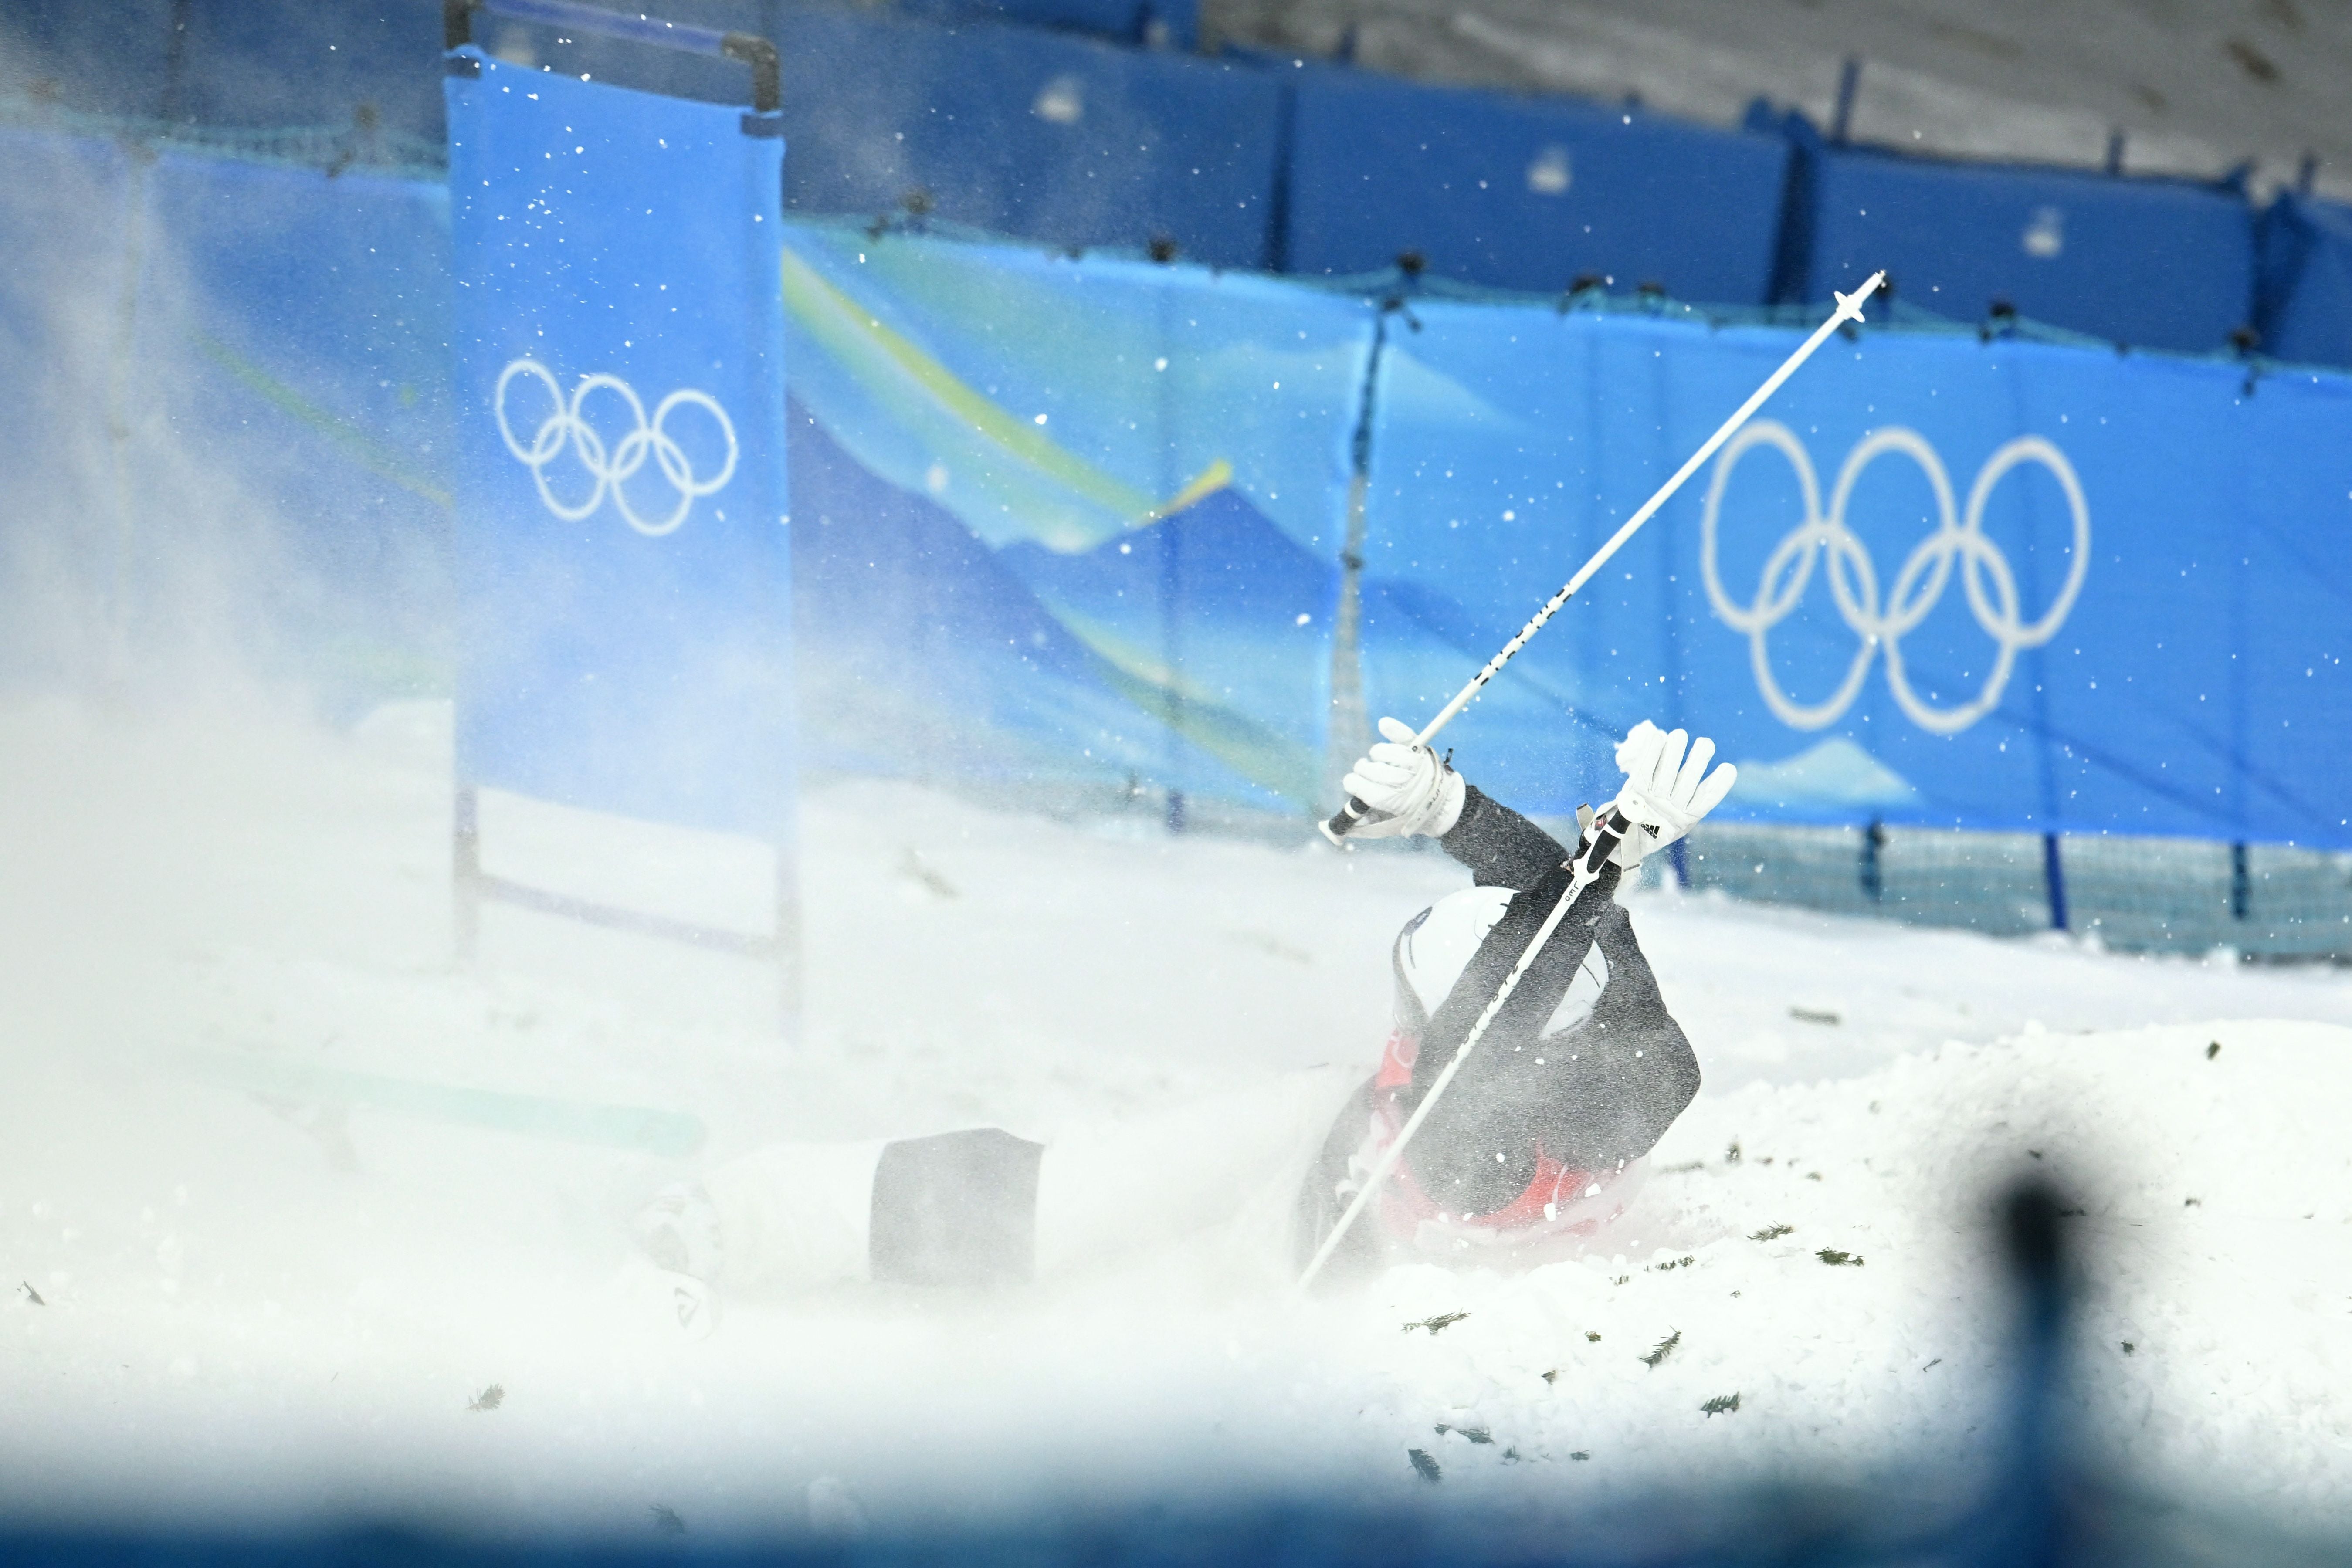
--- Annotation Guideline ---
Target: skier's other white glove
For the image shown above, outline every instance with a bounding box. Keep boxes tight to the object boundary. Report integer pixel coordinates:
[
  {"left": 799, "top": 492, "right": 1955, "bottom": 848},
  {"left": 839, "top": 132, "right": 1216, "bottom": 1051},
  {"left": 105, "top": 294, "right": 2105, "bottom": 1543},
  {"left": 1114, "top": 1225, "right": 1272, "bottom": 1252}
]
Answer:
[
  {"left": 1596, "top": 720, "right": 1737, "bottom": 868},
  {"left": 1340, "top": 716, "right": 1466, "bottom": 840}
]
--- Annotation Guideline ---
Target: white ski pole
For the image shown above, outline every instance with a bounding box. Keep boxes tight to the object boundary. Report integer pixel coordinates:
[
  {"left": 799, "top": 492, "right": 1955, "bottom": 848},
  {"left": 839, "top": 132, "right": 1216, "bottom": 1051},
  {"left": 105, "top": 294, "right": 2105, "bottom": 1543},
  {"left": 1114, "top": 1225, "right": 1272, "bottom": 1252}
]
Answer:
[
  {"left": 1297, "top": 806, "right": 1632, "bottom": 1292},
  {"left": 1320, "top": 272, "right": 1884, "bottom": 845}
]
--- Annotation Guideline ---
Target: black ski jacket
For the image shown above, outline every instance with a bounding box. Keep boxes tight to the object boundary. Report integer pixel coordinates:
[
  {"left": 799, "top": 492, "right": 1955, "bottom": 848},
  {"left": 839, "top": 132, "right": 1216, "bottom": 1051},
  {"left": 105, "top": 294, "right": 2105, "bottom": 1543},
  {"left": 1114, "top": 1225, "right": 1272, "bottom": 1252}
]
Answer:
[{"left": 1296, "top": 784, "right": 1701, "bottom": 1275}]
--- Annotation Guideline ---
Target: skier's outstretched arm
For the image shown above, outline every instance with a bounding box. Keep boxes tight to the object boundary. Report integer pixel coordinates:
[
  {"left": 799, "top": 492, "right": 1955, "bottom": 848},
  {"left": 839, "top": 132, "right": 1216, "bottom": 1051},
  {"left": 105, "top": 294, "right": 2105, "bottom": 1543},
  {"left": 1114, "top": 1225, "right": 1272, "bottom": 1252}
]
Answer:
[
  {"left": 1337, "top": 717, "right": 1564, "bottom": 891},
  {"left": 1340, "top": 716, "right": 1736, "bottom": 898},
  {"left": 1440, "top": 786, "right": 1570, "bottom": 891}
]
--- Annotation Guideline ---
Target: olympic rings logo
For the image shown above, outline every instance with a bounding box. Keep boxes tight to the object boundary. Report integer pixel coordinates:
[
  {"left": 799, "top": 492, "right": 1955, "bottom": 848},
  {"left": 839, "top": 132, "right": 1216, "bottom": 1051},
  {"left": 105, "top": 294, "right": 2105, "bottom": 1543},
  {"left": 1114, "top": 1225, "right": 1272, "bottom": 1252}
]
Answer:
[
  {"left": 1699, "top": 421, "right": 2090, "bottom": 735},
  {"left": 493, "top": 359, "right": 738, "bottom": 538}
]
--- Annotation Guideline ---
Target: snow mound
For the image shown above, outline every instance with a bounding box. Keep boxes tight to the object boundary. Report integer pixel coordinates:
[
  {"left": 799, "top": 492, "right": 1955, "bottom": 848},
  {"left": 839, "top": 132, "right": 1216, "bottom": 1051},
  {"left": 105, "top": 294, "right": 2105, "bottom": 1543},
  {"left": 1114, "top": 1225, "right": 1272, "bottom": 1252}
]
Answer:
[
  {"left": 1, "top": 697, "right": 2348, "bottom": 1536},
  {"left": 1322, "top": 1021, "right": 2352, "bottom": 1518}
]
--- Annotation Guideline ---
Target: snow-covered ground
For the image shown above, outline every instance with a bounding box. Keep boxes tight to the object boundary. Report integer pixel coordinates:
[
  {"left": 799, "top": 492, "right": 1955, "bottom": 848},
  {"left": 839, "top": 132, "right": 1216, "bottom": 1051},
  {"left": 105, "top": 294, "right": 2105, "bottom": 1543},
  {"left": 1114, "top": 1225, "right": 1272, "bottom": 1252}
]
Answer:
[
  {"left": 3, "top": 694, "right": 2349, "bottom": 1541},
  {"left": 1211, "top": 0, "right": 2352, "bottom": 202}
]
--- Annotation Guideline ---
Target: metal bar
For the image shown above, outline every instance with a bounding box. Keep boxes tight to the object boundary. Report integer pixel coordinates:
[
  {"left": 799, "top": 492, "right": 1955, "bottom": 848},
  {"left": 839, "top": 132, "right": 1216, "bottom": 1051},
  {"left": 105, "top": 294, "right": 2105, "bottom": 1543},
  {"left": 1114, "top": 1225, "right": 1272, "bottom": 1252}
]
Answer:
[
  {"left": 446, "top": 0, "right": 781, "bottom": 111},
  {"left": 459, "top": 0, "right": 728, "bottom": 57},
  {"left": 1322, "top": 308, "right": 1393, "bottom": 810},
  {"left": 2042, "top": 832, "right": 2068, "bottom": 931},
  {"left": 1831, "top": 56, "right": 1861, "bottom": 145},
  {"left": 453, "top": 785, "right": 482, "bottom": 964},
  {"left": 474, "top": 871, "right": 781, "bottom": 959}
]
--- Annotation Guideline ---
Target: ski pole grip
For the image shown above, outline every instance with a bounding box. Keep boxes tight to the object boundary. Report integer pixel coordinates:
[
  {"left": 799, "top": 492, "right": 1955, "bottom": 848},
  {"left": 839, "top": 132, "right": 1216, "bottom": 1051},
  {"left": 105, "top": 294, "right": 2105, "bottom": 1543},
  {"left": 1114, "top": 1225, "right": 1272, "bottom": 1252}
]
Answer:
[
  {"left": 1319, "top": 793, "right": 1375, "bottom": 845},
  {"left": 1577, "top": 807, "right": 1631, "bottom": 874}
]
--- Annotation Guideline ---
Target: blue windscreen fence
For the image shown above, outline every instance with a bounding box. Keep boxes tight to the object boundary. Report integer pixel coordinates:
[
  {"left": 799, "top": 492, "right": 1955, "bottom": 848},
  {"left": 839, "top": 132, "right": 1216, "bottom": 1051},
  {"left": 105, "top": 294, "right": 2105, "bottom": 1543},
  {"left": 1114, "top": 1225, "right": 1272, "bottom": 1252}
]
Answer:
[
  {"left": 20, "top": 0, "right": 2352, "bottom": 364},
  {"left": 8, "top": 106, "right": 2352, "bottom": 861},
  {"left": 770, "top": 7, "right": 1284, "bottom": 269},
  {"left": 1356, "top": 301, "right": 2352, "bottom": 847},
  {"left": 2257, "top": 192, "right": 2352, "bottom": 370},
  {"left": 0, "top": 0, "right": 179, "bottom": 120},
  {"left": 898, "top": 0, "right": 1199, "bottom": 51},
  {"left": 444, "top": 46, "right": 793, "bottom": 841},
  {"left": 1764, "top": 110, "right": 2259, "bottom": 353},
  {"left": 1284, "top": 67, "right": 1790, "bottom": 302},
  {"left": 169, "top": 0, "right": 449, "bottom": 146},
  {"left": 0, "top": 124, "right": 452, "bottom": 702},
  {"left": 779, "top": 224, "right": 1369, "bottom": 809},
  {"left": 775, "top": 222, "right": 2352, "bottom": 851},
  {"left": 0, "top": 130, "right": 137, "bottom": 684},
  {"left": 143, "top": 149, "right": 455, "bottom": 699}
]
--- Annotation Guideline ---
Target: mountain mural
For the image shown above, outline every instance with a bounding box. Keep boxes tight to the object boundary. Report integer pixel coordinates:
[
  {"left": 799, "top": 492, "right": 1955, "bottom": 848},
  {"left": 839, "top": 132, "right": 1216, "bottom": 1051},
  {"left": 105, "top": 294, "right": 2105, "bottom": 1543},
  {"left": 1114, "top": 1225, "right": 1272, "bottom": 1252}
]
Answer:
[
  {"left": 995, "top": 488, "right": 1338, "bottom": 784},
  {"left": 787, "top": 402, "right": 1316, "bottom": 808}
]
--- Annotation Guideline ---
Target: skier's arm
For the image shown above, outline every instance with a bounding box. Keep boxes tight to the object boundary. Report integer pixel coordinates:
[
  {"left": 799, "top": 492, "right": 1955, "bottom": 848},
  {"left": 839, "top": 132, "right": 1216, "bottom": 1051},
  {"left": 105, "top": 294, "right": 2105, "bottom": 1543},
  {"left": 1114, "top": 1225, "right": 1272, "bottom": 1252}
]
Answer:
[
  {"left": 1342, "top": 715, "right": 1734, "bottom": 895},
  {"left": 1335, "top": 718, "right": 1564, "bottom": 887},
  {"left": 1437, "top": 785, "right": 1569, "bottom": 891},
  {"left": 1440, "top": 719, "right": 1742, "bottom": 891}
]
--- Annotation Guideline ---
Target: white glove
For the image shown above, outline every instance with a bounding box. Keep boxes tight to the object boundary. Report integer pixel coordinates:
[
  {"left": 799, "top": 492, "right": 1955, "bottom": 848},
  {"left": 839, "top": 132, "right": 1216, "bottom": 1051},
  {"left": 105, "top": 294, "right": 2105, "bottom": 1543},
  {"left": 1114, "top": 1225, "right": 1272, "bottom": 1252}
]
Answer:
[
  {"left": 1594, "top": 720, "right": 1736, "bottom": 868},
  {"left": 1339, "top": 717, "right": 1466, "bottom": 840}
]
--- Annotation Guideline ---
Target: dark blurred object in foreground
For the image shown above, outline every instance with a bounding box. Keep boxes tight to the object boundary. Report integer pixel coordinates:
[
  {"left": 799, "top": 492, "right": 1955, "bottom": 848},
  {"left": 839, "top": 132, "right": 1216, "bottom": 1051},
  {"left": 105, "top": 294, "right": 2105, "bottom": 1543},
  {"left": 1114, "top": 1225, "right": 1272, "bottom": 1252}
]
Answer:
[{"left": 4, "top": 1179, "right": 2345, "bottom": 1568}]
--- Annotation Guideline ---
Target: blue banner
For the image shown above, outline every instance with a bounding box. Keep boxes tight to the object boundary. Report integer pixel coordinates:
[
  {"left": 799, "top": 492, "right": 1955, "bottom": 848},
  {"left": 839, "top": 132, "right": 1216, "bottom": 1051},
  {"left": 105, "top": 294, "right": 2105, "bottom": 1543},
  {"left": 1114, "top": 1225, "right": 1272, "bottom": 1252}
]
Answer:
[
  {"left": 1362, "top": 305, "right": 2352, "bottom": 847},
  {"left": 11, "top": 110, "right": 2351, "bottom": 855},
  {"left": 0, "top": 130, "right": 132, "bottom": 684},
  {"left": 143, "top": 151, "right": 454, "bottom": 707},
  {"left": 0, "top": 130, "right": 453, "bottom": 704},
  {"left": 781, "top": 224, "right": 2352, "bottom": 848},
  {"left": 444, "top": 48, "right": 792, "bottom": 840},
  {"left": 779, "top": 224, "right": 1371, "bottom": 809}
]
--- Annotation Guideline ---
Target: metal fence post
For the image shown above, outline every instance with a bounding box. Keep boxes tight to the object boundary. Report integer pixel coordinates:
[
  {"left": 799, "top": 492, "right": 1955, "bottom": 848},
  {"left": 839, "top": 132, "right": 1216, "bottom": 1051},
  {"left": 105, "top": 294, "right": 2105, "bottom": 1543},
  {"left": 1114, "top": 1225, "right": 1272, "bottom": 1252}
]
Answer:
[
  {"left": 453, "top": 784, "right": 481, "bottom": 965},
  {"left": 2042, "top": 833, "right": 2069, "bottom": 931},
  {"left": 1860, "top": 818, "right": 1885, "bottom": 903},
  {"left": 1830, "top": 57, "right": 1862, "bottom": 144}
]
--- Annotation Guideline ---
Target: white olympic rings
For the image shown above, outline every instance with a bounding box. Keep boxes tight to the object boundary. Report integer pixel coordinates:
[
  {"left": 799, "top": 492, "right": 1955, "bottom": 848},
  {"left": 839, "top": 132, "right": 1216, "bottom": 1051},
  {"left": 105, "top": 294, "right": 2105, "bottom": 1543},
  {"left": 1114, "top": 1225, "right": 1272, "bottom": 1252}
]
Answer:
[
  {"left": 493, "top": 358, "right": 739, "bottom": 538},
  {"left": 1699, "top": 421, "right": 2090, "bottom": 735}
]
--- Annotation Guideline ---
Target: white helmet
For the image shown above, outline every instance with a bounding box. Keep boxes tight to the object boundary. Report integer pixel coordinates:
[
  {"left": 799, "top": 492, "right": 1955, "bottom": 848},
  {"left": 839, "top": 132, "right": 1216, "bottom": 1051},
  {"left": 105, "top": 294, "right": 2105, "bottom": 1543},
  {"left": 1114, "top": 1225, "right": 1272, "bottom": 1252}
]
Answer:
[{"left": 1393, "top": 886, "right": 1607, "bottom": 1039}]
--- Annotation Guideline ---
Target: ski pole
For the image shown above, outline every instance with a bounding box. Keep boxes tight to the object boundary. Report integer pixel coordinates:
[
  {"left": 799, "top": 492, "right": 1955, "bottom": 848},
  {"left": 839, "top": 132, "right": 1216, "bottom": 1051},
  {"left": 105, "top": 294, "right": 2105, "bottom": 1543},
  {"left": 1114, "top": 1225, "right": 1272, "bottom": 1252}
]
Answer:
[
  {"left": 1320, "top": 273, "right": 1884, "bottom": 845},
  {"left": 1297, "top": 806, "right": 1631, "bottom": 1293}
]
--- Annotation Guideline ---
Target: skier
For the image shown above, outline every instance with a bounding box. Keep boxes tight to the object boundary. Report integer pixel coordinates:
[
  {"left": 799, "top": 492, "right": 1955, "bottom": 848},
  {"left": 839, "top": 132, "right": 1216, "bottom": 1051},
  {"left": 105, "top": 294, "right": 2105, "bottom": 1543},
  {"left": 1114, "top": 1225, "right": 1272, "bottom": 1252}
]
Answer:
[
  {"left": 1294, "top": 715, "right": 1732, "bottom": 1281},
  {"left": 634, "top": 719, "right": 1733, "bottom": 1295}
]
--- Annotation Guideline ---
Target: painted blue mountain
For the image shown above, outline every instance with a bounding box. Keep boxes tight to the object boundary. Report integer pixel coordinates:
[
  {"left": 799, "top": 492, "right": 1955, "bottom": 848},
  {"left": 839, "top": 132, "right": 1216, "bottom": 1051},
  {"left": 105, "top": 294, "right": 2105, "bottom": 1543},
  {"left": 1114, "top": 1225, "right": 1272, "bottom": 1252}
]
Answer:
[
  {"left": 993, "top": 488, "right": 1339, "bottom": 779},
  {"left": 987, "top": 484, "right": 1646, "bottom": 810},
  {"left": 787, "top": 403, "right": 1312, "bottom": 807}
]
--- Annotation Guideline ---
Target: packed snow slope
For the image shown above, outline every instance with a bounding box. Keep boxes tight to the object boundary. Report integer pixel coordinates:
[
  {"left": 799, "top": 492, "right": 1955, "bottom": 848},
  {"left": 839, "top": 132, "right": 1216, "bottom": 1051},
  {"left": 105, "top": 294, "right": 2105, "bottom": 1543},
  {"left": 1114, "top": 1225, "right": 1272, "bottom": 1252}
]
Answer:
[
  {"left": 2, "top": 694, "right": 2349, "bottom": 1540},
  {"left": 1210, "top": 0, "right": 2352, "bottom": 201}
]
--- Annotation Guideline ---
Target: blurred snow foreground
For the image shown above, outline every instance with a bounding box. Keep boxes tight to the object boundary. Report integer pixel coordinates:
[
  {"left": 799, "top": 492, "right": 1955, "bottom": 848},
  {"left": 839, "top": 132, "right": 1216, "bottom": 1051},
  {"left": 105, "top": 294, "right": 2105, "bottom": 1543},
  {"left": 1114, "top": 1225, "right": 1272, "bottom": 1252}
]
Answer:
[{"left": 2, "top": 694, "right": 2351, "bottom": 1546}]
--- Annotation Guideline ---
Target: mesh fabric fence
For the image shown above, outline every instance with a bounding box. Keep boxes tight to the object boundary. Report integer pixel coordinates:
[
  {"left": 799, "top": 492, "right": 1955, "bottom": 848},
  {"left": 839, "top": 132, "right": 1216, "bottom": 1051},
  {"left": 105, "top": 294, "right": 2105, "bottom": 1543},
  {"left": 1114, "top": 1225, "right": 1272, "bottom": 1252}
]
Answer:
[
  {"left": 1681, "top": 823, "right": 2352, "bottom": 959},
  {"left": 0, "top": 92, "right": 446, "bottom": 180}
]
